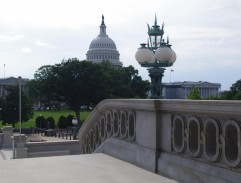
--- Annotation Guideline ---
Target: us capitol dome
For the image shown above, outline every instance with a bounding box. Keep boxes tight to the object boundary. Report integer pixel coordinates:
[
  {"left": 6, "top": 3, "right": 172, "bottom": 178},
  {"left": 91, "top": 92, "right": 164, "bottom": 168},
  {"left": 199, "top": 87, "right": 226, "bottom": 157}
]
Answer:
[{"left": 86, "top": 15, "right": 123, "bottom": 67}]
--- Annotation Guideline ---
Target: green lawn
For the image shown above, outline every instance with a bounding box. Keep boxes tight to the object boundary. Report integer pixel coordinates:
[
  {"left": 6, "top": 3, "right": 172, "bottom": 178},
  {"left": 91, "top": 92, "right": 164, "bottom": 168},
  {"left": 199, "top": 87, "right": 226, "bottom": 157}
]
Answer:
[{"left": 0, "top": 109, "right": 91, "bottom": 129}]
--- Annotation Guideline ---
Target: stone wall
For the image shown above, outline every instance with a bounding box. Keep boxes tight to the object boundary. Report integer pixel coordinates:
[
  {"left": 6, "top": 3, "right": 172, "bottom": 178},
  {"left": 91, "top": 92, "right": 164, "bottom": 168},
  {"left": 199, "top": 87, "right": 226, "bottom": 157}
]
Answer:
[{"left": 26, "top": 141, "right": 81, "bottom": 158}]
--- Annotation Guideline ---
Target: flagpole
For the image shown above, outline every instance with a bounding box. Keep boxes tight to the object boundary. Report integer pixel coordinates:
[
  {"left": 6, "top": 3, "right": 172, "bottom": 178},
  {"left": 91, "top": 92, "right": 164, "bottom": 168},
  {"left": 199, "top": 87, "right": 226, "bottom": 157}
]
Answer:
[
  {"left": 170, "top": 69, "right": 174, "bottom": 83},
  {"left": 4, "top": 64, "right": 5, "bottom": 78},
  {"left": 170, "top": 69, "right": 171, "bottom": 83}
]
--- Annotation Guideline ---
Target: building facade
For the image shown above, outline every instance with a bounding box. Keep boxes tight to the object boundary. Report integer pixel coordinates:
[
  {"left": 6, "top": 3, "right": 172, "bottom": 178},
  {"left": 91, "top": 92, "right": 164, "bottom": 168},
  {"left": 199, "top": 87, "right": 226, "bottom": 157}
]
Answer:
[
  {"left": 0, "top": 77, "right": 28, "bottom": 97},
  {"left": 86, "top": 15, "right": 122, "bottom": 67},
  {"left": 163, "top": 81, "right": 221, "bottom": 99}
]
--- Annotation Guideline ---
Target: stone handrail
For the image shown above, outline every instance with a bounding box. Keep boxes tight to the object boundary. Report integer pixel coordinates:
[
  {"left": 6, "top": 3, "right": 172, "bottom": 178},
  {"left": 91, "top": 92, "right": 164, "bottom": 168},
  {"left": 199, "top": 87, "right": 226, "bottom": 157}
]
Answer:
[
  {"left": 78, "top": 99, "right": 152, "bottom": 153},
  {"left": 78, "top": 99, "right": 241, "bottom": 183}
]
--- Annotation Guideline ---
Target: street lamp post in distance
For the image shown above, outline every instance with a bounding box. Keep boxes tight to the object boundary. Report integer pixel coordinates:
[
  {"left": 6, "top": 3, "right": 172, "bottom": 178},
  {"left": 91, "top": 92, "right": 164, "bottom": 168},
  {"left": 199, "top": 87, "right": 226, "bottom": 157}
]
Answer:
[
  {"left": 18, "top": 76, "right": 22, "bottom": 142},
  {"left": 72, "top": 117, "right": 78, "bottom": 140}
]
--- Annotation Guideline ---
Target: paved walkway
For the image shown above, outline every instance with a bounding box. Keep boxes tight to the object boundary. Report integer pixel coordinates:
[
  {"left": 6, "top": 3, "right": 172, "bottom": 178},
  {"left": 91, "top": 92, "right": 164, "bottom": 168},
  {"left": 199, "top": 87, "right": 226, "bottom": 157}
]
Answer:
[
  {"left": 0, "top": 153, "right": 179, "bottom": 183},
  {"left": 0, "top": 135, "right": 179, "bottom": 182},
  {"left": 26, "top": 133, "right": 70, "bottom": 142},
  {"left": 0, "top": 133, "right": 71, "bottom": 161}
]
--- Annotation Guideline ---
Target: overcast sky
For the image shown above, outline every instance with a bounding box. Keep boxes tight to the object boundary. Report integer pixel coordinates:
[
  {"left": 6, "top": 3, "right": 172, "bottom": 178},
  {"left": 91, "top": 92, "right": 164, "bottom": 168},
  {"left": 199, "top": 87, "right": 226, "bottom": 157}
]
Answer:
[{"left": 0, "top": 0, "right": 240, "bottom": 90}]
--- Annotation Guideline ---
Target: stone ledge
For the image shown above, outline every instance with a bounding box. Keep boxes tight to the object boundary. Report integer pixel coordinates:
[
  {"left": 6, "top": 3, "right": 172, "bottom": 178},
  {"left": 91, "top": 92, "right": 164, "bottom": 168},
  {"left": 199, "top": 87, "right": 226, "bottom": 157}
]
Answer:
[{"left": 28, "top": 150, "right": 70, "bottom": 158}]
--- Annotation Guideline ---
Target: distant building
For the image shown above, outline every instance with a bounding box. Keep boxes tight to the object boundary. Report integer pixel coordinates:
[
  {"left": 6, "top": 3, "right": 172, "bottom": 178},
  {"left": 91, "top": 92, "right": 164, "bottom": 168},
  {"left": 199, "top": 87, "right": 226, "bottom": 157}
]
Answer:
[
  {"left": 162, "top": 81, "right": 221, "bottom": 99},
  {"left": 0, "top": 77, "right": 28, "bottom": 97},
  {"left": 86, "top": 15, "right": 123, "bottom": 67}
]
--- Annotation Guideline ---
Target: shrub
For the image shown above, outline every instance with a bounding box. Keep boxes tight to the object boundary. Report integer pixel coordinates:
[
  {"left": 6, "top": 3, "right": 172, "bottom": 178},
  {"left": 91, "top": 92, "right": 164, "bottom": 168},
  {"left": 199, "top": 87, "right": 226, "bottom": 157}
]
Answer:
[
  {"left": 66, "top": 114, "right": 74, "bottom": 126},
  {"left": 35, "top": 116, "right": 46, "bottom": 128},
  {"left": 58, "top": 115, "right": 67, "bottom": 129},
  {"left": 46, "top": 116, "right": 55, "bottom": 129}
]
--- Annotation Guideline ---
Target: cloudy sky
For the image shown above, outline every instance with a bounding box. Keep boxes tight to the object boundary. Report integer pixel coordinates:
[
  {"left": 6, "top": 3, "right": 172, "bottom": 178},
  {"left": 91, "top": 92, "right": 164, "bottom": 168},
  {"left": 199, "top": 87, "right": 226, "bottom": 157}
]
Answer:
[{"left": 0, "top": 0, "right": 240, "bottom": 90}]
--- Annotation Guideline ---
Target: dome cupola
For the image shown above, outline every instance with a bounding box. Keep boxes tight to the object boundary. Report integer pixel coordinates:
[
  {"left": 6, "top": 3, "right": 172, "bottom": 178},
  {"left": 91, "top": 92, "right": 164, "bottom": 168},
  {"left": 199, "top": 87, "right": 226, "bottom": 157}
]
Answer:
[{"left": 86, "top": 15, "right": 122, "bottom": 67}]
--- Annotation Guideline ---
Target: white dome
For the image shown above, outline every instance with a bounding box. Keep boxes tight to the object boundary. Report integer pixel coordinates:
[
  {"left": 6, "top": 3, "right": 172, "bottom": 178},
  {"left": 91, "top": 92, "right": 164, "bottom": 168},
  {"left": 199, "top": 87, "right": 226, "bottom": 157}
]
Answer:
[
  {"left": 86, "top": 15, "right": 122, "bottom": 67},
  {"left": 135, "top": 48, "right": 155, "bottom": 63},
  {"left": 155, "top": 47, "right": 172, "bottom": 62},
  {"left": 89, "top": 36, "right": 117, "bottom": 50}
]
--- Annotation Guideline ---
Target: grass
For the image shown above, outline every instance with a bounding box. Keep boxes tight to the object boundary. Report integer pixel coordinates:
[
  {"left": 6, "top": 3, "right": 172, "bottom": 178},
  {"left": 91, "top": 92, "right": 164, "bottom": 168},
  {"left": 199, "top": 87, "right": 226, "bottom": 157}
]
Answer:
[{"left": 0, "top": 109, "right": 91, "bottom": 129}]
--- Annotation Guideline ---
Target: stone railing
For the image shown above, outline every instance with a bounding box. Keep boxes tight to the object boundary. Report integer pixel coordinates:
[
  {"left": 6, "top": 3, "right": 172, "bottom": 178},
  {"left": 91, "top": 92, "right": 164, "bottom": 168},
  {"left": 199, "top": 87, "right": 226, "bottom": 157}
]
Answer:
[
  {"left": 172, "top": 114, "right": 241, "bottom": 168},
  {"left": 79, "top": 99, "right": 241, "bottom": 183},
  {"left": 79, "top": 109, "right": 136, "bottom": 154}
]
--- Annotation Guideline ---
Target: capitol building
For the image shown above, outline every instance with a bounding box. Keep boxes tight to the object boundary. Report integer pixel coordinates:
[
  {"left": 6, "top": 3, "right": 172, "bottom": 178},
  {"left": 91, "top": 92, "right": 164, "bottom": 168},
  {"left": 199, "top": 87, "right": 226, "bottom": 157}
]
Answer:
[{"left": 86, "top": 15, "right": 123, "bottom": 67}]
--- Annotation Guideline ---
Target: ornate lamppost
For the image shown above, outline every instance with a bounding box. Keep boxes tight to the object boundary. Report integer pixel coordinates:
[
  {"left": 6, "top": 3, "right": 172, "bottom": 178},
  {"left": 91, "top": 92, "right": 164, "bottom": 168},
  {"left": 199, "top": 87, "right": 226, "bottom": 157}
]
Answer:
[
  {"left": 72, "top": 118, "right": 78, "bottom": 140},
  {"left": 135, "top": 16, "right": 177, "bottom": 99},
  {"left": 18, "top": 76, "right": 22, "bottom": 142}
]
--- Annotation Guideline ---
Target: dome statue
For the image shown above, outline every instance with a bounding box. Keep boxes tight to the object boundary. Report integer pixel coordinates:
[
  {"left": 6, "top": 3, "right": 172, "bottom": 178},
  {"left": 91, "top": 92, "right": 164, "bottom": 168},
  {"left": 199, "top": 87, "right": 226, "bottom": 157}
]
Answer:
[{"left": 86, "top": 15, "right": 122, "bottom": 67}]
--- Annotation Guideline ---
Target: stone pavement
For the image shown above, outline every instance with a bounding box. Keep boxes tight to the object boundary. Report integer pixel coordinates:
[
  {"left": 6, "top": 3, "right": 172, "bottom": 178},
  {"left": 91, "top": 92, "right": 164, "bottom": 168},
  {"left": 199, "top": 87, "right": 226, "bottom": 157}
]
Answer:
[
  {"left": 0, "top": 135, "right": 179, "bottom": 182},
  {"left": 0, "top": 133, "right": 70, "bottom": 161},
  {"left": 0, "top": 153, "right": 179, "bottom": 183},
  {"left": 26, "top": 133, "right": 70, "bottom": 142}
]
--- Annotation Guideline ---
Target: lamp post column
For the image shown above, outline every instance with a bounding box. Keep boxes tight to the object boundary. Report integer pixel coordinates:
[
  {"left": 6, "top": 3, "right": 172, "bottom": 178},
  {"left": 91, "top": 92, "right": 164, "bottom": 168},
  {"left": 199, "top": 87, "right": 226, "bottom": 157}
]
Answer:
[
  {"left": 18, "top": 76, "right": 22, "bottom": 142},
  {"left": 148, "top": 67, "right": 165, "bottom": 99}
]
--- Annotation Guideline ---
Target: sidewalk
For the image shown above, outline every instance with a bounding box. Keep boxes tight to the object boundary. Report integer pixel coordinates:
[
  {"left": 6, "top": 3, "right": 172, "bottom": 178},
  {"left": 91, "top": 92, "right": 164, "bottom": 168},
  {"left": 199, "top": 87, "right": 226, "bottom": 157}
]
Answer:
[
  {"left": 26, "top": 133, "right": 70, "bottom": 142},
  {"left": 0, "top": 153, "right": 178, "bottom": 183},
  {"left": 0, "top": 133, "right": 72, "bottom": 161}
]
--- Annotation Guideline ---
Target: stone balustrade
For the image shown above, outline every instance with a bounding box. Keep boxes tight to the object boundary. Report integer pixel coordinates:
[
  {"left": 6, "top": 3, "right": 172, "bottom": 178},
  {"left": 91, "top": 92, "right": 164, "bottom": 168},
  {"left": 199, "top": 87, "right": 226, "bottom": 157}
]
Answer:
[{"left": 79, "top": 99, "right": 241, "bottom": 183}]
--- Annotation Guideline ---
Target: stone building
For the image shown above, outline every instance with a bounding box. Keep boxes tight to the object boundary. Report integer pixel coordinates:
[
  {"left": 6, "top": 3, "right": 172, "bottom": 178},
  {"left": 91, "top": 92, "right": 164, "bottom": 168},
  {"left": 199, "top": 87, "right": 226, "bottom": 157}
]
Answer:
[
  {"left": 0, "top": 77, "right": 28, "bottom": 97},
  {"left": 86, "top": 15, "right": 123, "bottom": 67},
  {"left": 163, "top": 81, "right": 221, "bottom": 99}
]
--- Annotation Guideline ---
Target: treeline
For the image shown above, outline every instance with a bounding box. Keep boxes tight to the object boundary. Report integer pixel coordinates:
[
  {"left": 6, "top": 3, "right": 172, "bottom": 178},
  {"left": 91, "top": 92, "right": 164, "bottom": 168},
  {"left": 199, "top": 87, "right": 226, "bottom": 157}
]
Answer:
[
  {"left": 220, "top": 79, "right": 241, "bottom": 100},
  {"left": 188, "top": 79, "right": 241, "bottom": 100},
  {"left": 0, "top": 58, "right": 149, "bottom": 128},
  {"left": 35, "top": 114, "right": 75, "bottom": 129},
  {"left": 27, "top": 58, "right": 149, "bottom": 124}
]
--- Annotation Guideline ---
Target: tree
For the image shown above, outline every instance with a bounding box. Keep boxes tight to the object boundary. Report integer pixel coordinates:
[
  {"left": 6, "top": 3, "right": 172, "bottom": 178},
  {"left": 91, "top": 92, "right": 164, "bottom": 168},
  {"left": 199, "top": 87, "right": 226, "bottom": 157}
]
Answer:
[
  {"left": 187, "top": 87, "right": 202, "bottom": 100},
  {"left": 26, "top": 79, "right": 41, "bottom": 105},
  {"left": 1, "top": 85, "right": 33, "bottom": 128},
  {"left": 130, "top": 75, "right": 149, "bottom": 98},
  {"left": 221, "top": 90, "right": 234, "bottom": 100},
  {"left": 230, "top": 79, "right": 241, "bottom": 95},
  {"left": 219, "top": 79, "right": 241, "bottom": 100},
  {"left": 99, "top": 63, "right": 149, "bottom": 98},
  {"left": 32, "top": 59, "right": 108, "bottom": 124},
  {"left": 31, "top": 65, "right": 62, "bottom": 109},
  {"left": 30, "top": 58, "right": 149, "bottom": 124},
  {"left": 234, "top": 91, "right": 241, "bottom": 100}
]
